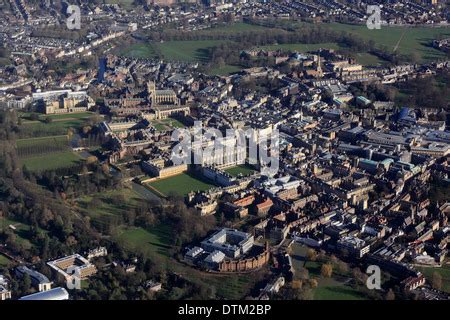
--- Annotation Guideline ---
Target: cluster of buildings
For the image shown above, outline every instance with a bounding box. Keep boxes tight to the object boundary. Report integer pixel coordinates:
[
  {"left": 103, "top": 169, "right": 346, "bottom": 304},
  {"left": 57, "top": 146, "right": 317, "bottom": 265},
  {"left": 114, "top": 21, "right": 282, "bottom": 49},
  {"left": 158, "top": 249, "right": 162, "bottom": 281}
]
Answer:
[{"left": 0, "top": 248, "right": 106, "bottom": 300}]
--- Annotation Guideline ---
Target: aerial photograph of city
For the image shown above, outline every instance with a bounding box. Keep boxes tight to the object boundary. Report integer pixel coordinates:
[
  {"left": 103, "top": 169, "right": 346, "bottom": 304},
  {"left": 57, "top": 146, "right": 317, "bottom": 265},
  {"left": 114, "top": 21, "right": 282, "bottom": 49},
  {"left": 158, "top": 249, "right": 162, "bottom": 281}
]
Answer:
[{"left": 0, "top": 0, "right": 449, "bottom": 314}]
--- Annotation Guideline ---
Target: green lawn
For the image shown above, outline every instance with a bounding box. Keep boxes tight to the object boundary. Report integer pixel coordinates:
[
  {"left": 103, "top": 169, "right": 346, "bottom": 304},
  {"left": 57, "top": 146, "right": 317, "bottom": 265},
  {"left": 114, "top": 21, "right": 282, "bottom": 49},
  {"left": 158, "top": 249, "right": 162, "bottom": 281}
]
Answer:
[
  {"left": 206, "top": 22, "right": 270, "bottom": 33},
  {"left": 156, "top": 40, "right": 232, "bottom": 63},
  {"left": 147, "top": 173, "right": 217, "bottom": 197},
  {"left": 152, "top": 117, "right": 186, "bottom": 131},
  {"left": 418, "top": 263, "right": 450, "bottom": 293},
  {"left": 119, "top": 43, "right": 157, "bottom": 59},
  {"left": 16, "top": 135, "right": 68, "bottom": 148},
  {"left": 206, "top": 64, "right": 242, "bottom": 76},
  {"left": 116, "top": 225, "right": 173, "bottom": 258},
  {"left": 224, "top": 164, "right": 256, "bottom": 177},
  {"left": 21, "top": 151, "right": 82, "bottom": 172},
  {"left": 0, "top": 217, "right": 34, "bottom": 250},
  {"left": 77, "top": 188, "right": 145, "bottom": 219},
  {"left": 0, "top": 253, "right": 11, "bottom": 266},
  {"left": 323, "top": 23, "right": 450, "bottom": 63},
  {"left": 18, "top": 112, "right": 94, "bottom": 137},
  {"left": 260, "top": 42, "right": 341, "bottom": 52}
]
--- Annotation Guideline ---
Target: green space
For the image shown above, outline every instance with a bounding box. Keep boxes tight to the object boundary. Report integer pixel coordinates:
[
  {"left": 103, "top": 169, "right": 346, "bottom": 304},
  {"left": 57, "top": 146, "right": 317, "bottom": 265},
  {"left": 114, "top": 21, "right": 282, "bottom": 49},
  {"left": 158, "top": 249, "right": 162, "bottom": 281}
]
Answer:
[
  {"left": 152, "top": 117, "right": 186, "bottom": 131},
  {"left": 119, "top": 43, "right": 157, "bottom": 59},
  {"left": 207, "top": 22, "right": 271, "bottom": 33},
  {"left": 260, "top": 42, "right": 341, "bottom": 52},
  {"left": 0, "top": 217, "right": 34, "bottom": 249},
  {"left": 224, "top": 164, "right": 256, "bottom": 177},
  {"left": 157, "top": 40, "right": 231, "bottom": 63},
  {"left": 16, "top": 135, "right": 68, "bottom": 149},
  {"left": 291, "top": 243, "right": 366, "bottom": 300},
  {"left": 147, "top": 173, "right": 217, "bottom": 197},
  {"left": 323, "top": 23, "right": 450, "bottom": 63},
  {"left": 206, "top": 64, "right": 242, "bottom": 76},
  {"left": 121, "top": 40, "right": 232, "bottom": 63},
  {"left": 0, "top": 253, "right": 11, "bottom": 266},
  {"left": 77, "top": 188, "right": 146, "bottom": 220},
  {"left": 18, "top": 112, "right": 95, "bottom": 137},
  {"left": 116, "top": 225, "right": 173, "bottom": 258},
  {"left": 20, "top": 151, "right": 83, "bottom": 172},
  {"left": 418, "top": 262, "right": 450, "bottom": 293}
]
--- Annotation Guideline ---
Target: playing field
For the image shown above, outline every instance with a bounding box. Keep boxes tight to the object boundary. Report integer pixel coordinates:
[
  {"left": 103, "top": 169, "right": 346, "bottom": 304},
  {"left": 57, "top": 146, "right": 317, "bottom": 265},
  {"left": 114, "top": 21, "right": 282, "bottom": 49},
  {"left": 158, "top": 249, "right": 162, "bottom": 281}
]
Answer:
[
  {"left": 16, "top": 135, "right": 68, "bottom": 148},
  {"left": 20, "top": 151, "right": 82, "bottom": 172},
  {"left": 147, "top": 173, "right": 217, "bottom": 197},
  {"left": 323, "top": 23, "right": 450, "bottom": 62},
  {"left": 224, "top": 164, "right": 256, "bottom": 177},
  {"left": 121, "top": 40, "right": 232, "bottom": 63},
  {"left": 19, "top": 112, "right": 94, "bottom": 138}
]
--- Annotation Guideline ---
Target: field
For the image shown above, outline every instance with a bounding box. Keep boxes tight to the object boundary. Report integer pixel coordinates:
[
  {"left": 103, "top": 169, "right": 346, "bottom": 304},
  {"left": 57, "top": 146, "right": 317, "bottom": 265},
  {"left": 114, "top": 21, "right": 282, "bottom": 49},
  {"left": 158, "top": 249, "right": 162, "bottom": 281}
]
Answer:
[
  {"left": 19, "top": 112, "right": 94, "bottom": 138},
  {"left": 224, "top": 164, "right": 256, "bottom": 177},
  {"left": 291, "top": 243, "right": 367, "bottom": 300},
  {"left": 323, "top": 23, "right": 450, "bottom": 63},
  {"left": 77, "top": 188, "right": 145, "bottom": 219},
  {"left": 152, "top": 117, "right": 186, "bottom": 131},
  {"left": 0, "top": 217, "right": 34, "bottom": 250},
  {"left": 20, "top": 151, "right": 82, "bottom": 172},
  {"left": 418, "top": 262, "right": 450, "bottom": 293},
  {"left": 121, "top": 40, "right": 232, "bottom": 63},
  {"left": 146, "top": 173, "right": 217, "bottom": 197},
  {"left": 206, "top": 64, "right": 242, "bottom": 76}
]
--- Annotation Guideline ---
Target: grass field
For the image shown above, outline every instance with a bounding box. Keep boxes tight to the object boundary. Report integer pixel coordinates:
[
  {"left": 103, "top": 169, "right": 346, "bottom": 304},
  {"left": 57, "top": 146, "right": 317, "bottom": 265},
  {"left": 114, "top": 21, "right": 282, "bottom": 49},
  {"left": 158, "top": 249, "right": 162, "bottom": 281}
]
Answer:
[
  {"left": 21, "top": 151, "right": 82, "bottom": 172},
  {"left": 0, "top": 217, "right": 34, "bottom": 250},
  {"left": 224, "top": 164, "right": 256, "bottom": 177},
  {"left": 77, "top": 188, "right": 145, "bottom": 219},
  {"left": 147, "top": 173, "right": 217, "bottom": 197},
  {"left": 152, "top": 117, "right": 186, "bottom": 131},
  {"left": 291, "top": 243, "right": 366, "bottom": 300},
  {"left": 121, "top": 40, "right": 232, "bottom": 63},
  {"left": 206, "top": 64, "right": 242, "bottom": 76},
  {"left": 19, "top": 112, "right": 94, "bottom": 137},
  {"left": 207, "top": 22, "right": 270, "bottom": 33},
  {"left": 0, "top": 253, "right": 11, "bottom": 266},
  {"left": 323, "top": 23, "right": 450, "bottom": 62},
  {"left": 418, "top": 262, "right": 450, "bottom": 293},
  {"left": 16, "top": 135, "right": 68, "bottom": 149}
]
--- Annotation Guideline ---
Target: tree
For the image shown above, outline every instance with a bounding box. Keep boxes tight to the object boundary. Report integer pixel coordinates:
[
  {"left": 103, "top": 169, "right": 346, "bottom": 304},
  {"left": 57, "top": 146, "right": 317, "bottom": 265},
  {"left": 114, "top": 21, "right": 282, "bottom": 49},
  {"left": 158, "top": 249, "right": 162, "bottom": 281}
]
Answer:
[
  {"left": 385, "top": 289, "right": 395, "bottom": 300},
  {"left": 431, "top": 272, "right": 442, "bottom": 290},
  {"left": 306, "top": 248, "right": 317, "bottom": 262},
  {"left": 321, "top": 263, "right": 333, "bottom": 278}
]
